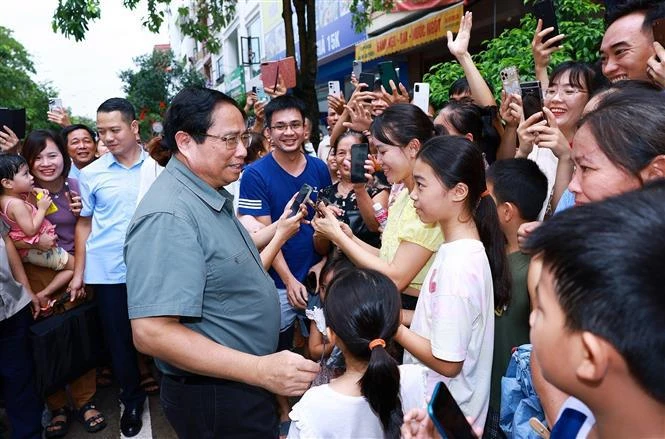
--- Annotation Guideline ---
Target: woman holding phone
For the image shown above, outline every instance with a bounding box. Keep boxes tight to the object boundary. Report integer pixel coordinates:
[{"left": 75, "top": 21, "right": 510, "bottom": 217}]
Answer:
[{"left": 20, "top": 130, "right": 107, "bottom": 438}]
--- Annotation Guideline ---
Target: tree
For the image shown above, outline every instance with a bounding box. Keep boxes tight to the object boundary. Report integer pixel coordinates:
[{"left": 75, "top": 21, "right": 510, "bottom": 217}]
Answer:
[
  {"left": 423, "top": 0, "right": 605, "bottom": 107},
  {"left": 0, "top": 26, "right": 58, "bottom": 132},
  {"left": 119, "top": 49, "right": 206, "bottom": 138}
]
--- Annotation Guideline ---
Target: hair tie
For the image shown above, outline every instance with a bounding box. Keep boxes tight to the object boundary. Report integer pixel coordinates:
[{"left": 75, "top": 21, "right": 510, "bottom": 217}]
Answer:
[
  {"left": 368, "top": 338, "right": 386, "bottom": 350},
  {"left": 480, "top": 189, "right": 490, "bottom": 198}
]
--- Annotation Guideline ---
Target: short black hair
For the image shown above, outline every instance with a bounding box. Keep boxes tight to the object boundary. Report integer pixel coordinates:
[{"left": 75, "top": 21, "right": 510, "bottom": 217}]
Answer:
[
  {"left": 61, "top": 124, "right": 97, "bottom": 145},
  {"left": 448, "top": 76, "right": 495, "bottom": 99},
  {"left": 605, "top": 0, "right": 665, "bottom": 31},
  {"left": 524, "top": 180, "right": 665, "bottom": 403},
  {"left": 97, "top": 97, "right": 137, "bottom": 125},
  {"left": 22, "top": 129, "right": 71, "bottom": 179},
  {"left": 0, "top": 153, "right": 28, "bottom": 193},
  {"left": 549, "top": 61, "right": 602, "bottom": 96},
  {"left": 487, "top": 158, "right": 548, "bottom": 222},
  {"left": 264, "top": 95, "right": 306, "bottom": 129}
]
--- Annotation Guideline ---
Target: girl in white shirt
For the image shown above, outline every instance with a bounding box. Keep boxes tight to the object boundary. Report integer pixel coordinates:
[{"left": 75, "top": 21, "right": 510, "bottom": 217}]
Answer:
[
  {"left": 395, "top": 136, "right": 511, "bottom": 434},
  {"left": 288, "top": 268, "right": 426, "bottom": 438}
]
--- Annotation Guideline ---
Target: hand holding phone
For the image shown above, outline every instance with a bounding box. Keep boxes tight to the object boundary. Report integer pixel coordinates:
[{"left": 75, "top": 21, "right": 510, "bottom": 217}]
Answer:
[
  {"left": 501, "top": 66, "right": 522, "bottom": 97},
  {"left": 533, "top": 0, "right": 559, "bottom": 43},
  {"left": 520, "top": 81, "right": 544, "bottom": 120},
  {"left": 378, "top": 61, "right": 399, "bottom": 94},
  {"left": 328, "top": 81, "right": 341, "bottom": 98},
  {"left": 428, "top": 381, "right": 477, "bottom": 439},
  {"left": 290, "top": 184, "right": 313, "bottom": 217},
  {"left": 353, "top": 60, "right": 363, "bottom": 78},
  {"left": 359, "top": 73, "right": 376, "bottom": 92}
]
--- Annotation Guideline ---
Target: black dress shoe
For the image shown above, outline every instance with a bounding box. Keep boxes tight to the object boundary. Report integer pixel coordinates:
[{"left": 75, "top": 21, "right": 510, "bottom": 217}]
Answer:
[{"left": 120, "top": 407, "right": 143, "bottom": 437}]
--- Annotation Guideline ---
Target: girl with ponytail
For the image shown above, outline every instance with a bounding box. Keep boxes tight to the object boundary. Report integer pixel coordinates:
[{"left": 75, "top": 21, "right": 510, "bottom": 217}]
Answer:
[
  {"left": 395, "top": 135, "right": 510, "bottom": 434},
  {"left": 288, "top": 268, "right": 426, "bottom": 438}
]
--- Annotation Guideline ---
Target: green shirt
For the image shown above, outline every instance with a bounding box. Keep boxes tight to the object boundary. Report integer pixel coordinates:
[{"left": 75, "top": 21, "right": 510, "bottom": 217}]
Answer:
[
  {"left": 125, "top": 157, "right": 280, "bottom": 376},
  {"left": 489, "top": 251, "right": 532, "bottom": 410}
]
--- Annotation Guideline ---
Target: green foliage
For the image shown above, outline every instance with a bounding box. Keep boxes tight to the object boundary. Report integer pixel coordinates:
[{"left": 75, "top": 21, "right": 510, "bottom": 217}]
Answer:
[
  {"left": 119, "top": 49, "right": 206, "bottom": 138},
  {"left": 350, "top": 0, "right": 396, "bottom": 33},
  {"left": 51, "top": 0, "right": 235, "bottom": 54},
  {"left": 0, "top": 26, "right": 59, "bottom": 132},
  {"left": 423, "top": 0, "right": 605, "bottom": 108}
]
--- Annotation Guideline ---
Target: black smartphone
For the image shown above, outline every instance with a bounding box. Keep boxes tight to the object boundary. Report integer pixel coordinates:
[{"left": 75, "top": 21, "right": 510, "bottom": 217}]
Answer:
[
  {"left": 378, "top": 61, "right": 398, "bottom": 94},
  {"left": 350, "top": 143, "right": 369, "bottom": 184},
  {"left": 520, "top": 81, "right": 544, "bottom": 120},
  {"left": 359, "top": 73, "right": 376, "bottom": 92},
  {"left": 428, "top": 381, "right": 477, "bottom": 439},
  {"left": 0, "top": 108, "right": 26, "bottom": 139},
  {"left": 290, "top": 183, "right": 313, "bottom": 217},
  {"left": 533, "top": 0, "right": 559, "bottom": 43},
  {"left": 653, "top": 18, "right": 665, "bottom": 47}
]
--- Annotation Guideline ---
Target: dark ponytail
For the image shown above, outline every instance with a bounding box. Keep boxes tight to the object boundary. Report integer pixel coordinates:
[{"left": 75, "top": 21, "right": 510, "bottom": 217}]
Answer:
[
  {"left": 418, "top": 136, "right": 511, "bottom": 310},
  {"left": 324, "top": 269, "right": 403, "bottom": 438}
]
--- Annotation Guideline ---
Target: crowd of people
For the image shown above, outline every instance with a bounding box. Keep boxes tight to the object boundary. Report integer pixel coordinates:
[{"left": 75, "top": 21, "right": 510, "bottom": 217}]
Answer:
[{"left": 1, "top": 1, "right": 664, "bottom": 438}]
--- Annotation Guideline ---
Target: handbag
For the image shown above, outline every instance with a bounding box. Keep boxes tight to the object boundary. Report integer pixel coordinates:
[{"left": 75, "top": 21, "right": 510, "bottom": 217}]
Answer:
[{"left": 29, "top": 295, "right": 108, "bottom": 397}]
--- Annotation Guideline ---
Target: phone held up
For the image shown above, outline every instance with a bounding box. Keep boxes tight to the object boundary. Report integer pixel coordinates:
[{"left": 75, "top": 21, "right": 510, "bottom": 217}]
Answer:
[
  {"left": 378, "top": 61, "right": 399, "bottom": 94},
  {"left": 359, "top": 73, "right": 376, "bottom": 92},
  {"left": 48, "top": 97, "right": 63, "bottom": 113},
  {"left": 428, "top": 381, "right": 477, "bottom": 439},
  {"left": 520, "top": 81, "right": 544, "bottom": 120},
  {"left": 533, "top": 0, "right": 559, "bottom": 43},
  {"left": 412, "top": 83, "right": 430, "bottom": 114},
  {"left": 328, "top": 81, "right": 341, "bottom": 98},
  {"left": 290, "top": 183, "right": 313, "bottom": 217},
  {"left": 350, "top": 143, "right": 369, "bottom": 184},
  {"left": 500, "top": 66, "right": 522, "bottom": 97}
]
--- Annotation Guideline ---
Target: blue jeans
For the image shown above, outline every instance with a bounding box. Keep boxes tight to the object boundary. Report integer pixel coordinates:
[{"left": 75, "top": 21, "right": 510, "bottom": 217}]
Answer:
[
  {"left": 92, "top": 283, "right": 146, "bottom": 411},
  {"left": 0, "top": 306, "right": 42, "bottom": 439}
]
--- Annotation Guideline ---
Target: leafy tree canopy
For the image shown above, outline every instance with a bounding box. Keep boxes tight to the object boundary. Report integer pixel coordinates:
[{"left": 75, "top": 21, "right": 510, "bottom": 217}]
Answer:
[{"left": 119, "top": 48, "right": 206, "bottom": 138}]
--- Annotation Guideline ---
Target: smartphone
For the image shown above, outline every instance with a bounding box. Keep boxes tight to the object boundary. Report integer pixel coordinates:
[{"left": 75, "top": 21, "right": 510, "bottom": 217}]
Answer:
[
  {"left": 533, "top": 0, "right": 559, "bottom": 43},
  {"left": 0, "top": 108, "right": 26, "bottom": 139},
  {"left": 328, "top": 81, "right": 341, "bottom": 98},
  {"left": 353, "top": 60, "right": 363, "bottom": 78},
  {"left": 350, "top": 143, "right": 369, "bottom": 184},
  {"left": 520, "top": 81, "right": 544, "bottom": 120},
  {"left": 428, "top": 381, "right": 477, "bottom": 439},
  {"left": 359, "top": 73, "right": 376, "bottom": 91},
  {"left": 255, "top": 85, "right": 269, "bottom": 103},
  {"left": 48, "top": 97, "right": 63, "bottom": 112},
  {"left": 500, "top": 66, "right": 522, "bottom": 96},
  {"left": 290, "top": 183, "right": 313, "bottom": 217},
  {"left": 412, "top": 83, "right": 430, "bottom": 114},
  {"left": 653, "top": 18, "right": 665, "bottom": 48},
  {"left": 378, "top": 61, "right": 398, "bottom": 94},
  {"left": 314, "top": 195, "right": 331, "bottom": 218}
]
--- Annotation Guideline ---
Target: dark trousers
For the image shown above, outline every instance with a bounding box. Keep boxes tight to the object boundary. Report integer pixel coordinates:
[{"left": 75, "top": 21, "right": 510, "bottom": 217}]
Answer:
[
  {"left": 0, "top": 306, "right": 42, "bottom": 439},
  {"left": 92, "top": 283, "right": 145, "bottom": 410},
  {"left": 161, "top": 375, "right": 278, "bottom": 438}
]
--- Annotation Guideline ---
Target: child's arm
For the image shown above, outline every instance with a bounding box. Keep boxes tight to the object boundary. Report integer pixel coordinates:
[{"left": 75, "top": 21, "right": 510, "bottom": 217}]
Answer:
[
  {"left": 9, "top": 194, "right": 52, "bottom": 237},
  {"left": 307, "top": 321, "right": 333, "bottom": 360},
  {"left": 395, "top": 324, "right": 464, "bottom": 378}
]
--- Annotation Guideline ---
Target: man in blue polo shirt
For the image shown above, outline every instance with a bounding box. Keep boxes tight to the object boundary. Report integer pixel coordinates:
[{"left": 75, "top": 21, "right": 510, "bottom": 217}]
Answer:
[{"left": 69, "top": 98, "right": 146, "bottom": 437}]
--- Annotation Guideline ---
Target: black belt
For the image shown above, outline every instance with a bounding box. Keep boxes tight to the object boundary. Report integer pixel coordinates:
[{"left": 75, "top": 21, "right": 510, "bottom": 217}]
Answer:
[{"left": 164, "top": 374, "right": 230, "bottom": 386}]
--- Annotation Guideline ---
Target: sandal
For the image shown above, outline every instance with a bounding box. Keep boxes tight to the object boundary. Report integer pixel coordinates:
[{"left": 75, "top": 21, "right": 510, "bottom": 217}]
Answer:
[
  {"left": 45, "top": 407, "right": 70, "bottom": 438},
  {"left": 96, "top": 367, "right": 113, "bottom": 388},
  {"left": 78, "top": 401, "right": 107, "bottom": 433},
  {"left": 140, "top": 373, "right": 160, "bottom": 396}
]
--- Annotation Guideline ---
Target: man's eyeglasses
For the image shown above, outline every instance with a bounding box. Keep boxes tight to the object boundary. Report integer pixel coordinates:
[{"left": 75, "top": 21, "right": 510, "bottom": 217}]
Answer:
[
  {"left": 544, "top": 87, "right": 587, "bottom": 98},
  {"left": 270, "top": 121, "right": 304, "bottom": 132},
  {"left": 201, "top": 132, "right": 251, "bottom": 150}
]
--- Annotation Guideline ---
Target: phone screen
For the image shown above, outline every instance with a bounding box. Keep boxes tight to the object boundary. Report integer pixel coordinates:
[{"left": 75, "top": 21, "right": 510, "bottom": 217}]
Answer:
[
  {"left": 520, "top": 81, "right": 544, "bottom": 120},
  {"left": 350, "top": 143, "right": 369, "bottom": 184},
  {"left": 428, "top": 381, "right": 477, "bottom": 439}
]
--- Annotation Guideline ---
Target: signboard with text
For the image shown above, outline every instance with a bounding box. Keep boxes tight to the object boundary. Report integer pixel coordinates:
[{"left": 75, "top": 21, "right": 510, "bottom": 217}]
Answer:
[
  {"left": 355, "top": 2, "right": 463, "bottom": 62},
  {"left": 393, "top": 0, "right": 461, "bottom": 12}
]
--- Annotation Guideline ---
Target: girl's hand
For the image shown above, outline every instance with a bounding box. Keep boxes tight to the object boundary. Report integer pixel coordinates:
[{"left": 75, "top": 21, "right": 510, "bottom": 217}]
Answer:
[
  {"left": 36, "top": 232, "right": 57, "bottom": 251},
  {"left": 401, "top": 408, "right": 436, "bottom": 439},
  {"left": 500, "top": 91, "right": 521, "bottom": 127},
  {"left": 527, "top": 107, "right": 570, "bottom": 159},
  {"left": 517, "top": 111, "right": 546, "bottom": 157},
  {"left": 67, "top": 274, "right": 86, "bottom": 302},
  {"left": 34, "top": 190, "right": 53, "bottom": 211},
  {"left": 381, "top": 80, "right": 409, "bottom": 105},
  {"left": 0, "top": 125, "right": 20, "bottom": 152},
  {"left": 342, "top": 100, "right": 373, "bottom": 133},
  {"left": 532, "top": 19, "right": 565, "bottom": 72},
  {"left": 646, "top": 42, "right": 665, "bottom": 89},
  {"left": 447, "top": 11, "right": 472, "bottom": 59},
  {"left": 311, "top": 203, "right": 344, "bottom": 241}
]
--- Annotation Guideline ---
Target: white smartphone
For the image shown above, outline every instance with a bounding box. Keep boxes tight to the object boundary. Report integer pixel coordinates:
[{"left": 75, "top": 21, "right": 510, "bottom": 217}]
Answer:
[
  {"left": 352, "top": 60, "right": 362, "bottom": 78},
  {"left": 328, "top": 81, "right": 341, "bottom": 98},
  {"left": 48, "top": 98, "right": 63, "bottom": 112},
  {"left": 412, "top": 83, "right": 430, "bottom": 114}
]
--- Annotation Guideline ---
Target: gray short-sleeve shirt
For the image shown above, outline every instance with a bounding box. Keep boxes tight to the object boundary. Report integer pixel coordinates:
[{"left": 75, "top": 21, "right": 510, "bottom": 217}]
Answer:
[{"left": 125, "top": 157, "right": 280, "bottom": 376}]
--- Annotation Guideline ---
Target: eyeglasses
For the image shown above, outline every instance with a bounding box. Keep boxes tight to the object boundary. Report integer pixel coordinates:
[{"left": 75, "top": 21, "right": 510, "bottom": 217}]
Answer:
[
  {"left": 202, "top": 132, "right": 251, "bottom": 150},
  {"left": 270, "top": 121, "right": 304, "bottom": 132},
  {"left": 544, "top": 87, "right": 587, "bottom": 98}
]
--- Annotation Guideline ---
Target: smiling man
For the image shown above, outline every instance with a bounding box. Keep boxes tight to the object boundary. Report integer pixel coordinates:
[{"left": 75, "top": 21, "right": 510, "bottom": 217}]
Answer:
[
  {"left": 61, "top": 124, "right": 97, "bottom": 179},
  {"left": 69, "top": 98, "right": 147, "bottom": 437}
]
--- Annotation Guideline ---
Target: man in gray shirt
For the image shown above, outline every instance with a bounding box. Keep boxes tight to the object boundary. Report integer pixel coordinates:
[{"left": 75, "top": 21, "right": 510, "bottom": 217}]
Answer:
[{"left": 125, "top": 87, "right": 318, "bottom": 438}]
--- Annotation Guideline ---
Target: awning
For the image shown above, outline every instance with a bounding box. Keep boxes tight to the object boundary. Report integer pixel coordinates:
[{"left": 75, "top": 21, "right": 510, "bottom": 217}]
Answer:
[{"left": 355, "top": 2, "right": 464, "bottom": 62}]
